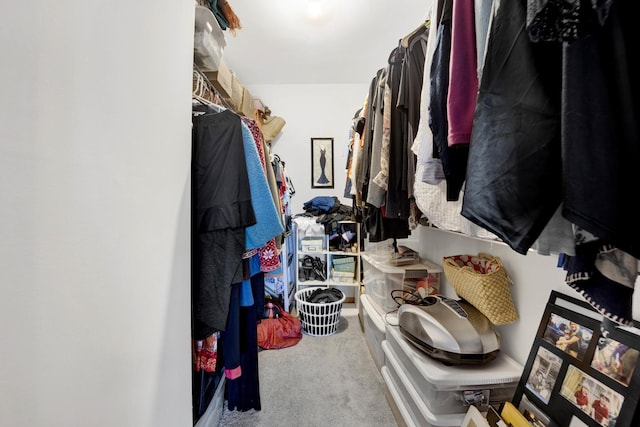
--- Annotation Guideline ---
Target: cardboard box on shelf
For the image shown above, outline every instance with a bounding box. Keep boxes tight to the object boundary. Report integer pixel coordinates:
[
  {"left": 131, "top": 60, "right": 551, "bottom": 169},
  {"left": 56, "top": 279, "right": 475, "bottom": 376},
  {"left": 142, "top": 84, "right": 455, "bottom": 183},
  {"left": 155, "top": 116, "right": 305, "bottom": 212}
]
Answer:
[
  {"left": 203, "top": 59, "right": 232, "bottom": 98},
  {"left": 227, "top": 73, "right": 244, "bottom": 111},
  {"left": 240, "top": 87, "right": 254, "bottom": 117}
]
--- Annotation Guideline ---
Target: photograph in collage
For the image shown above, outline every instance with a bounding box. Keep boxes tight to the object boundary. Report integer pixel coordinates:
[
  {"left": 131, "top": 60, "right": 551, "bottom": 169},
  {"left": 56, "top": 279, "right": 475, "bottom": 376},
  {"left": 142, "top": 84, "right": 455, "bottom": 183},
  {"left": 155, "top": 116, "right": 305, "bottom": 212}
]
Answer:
[
  {"left": 560, "top": 365, "right": 624, "bottom": 427},
  {"left": 591, "top": 336, "right": 639, "bottom": 387},
  {"left": 526, "top": 346, "right": 563, "bottom": 404},
  {"left": 542, "top": 313, "right": 594, "bottom": 361}
]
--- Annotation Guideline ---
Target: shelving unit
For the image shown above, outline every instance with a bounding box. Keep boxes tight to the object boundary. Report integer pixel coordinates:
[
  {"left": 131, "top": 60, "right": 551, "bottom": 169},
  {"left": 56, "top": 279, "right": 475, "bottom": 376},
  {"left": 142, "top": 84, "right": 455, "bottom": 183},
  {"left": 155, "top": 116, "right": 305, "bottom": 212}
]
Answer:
[{"left": 293, "top": 219, "right": 362, "bottom": 303}]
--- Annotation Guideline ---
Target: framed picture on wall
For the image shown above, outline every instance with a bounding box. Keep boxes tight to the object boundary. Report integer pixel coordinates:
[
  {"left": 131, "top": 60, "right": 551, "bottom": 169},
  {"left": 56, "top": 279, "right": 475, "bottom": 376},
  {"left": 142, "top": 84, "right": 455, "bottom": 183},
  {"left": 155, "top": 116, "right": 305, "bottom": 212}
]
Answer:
[
  {"left": 511, "top": 291, "right": 640, "bottom": 427},
  {"left": 311, "top": 137, "right": 334, "bottom": 188}
]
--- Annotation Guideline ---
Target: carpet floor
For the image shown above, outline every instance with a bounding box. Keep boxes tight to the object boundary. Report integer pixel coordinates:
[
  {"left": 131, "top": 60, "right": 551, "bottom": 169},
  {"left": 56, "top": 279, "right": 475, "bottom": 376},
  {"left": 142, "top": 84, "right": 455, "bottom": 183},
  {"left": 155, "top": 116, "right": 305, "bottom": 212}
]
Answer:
[{"left": 217, "top": 304, "right": 398, "bottom": 426}]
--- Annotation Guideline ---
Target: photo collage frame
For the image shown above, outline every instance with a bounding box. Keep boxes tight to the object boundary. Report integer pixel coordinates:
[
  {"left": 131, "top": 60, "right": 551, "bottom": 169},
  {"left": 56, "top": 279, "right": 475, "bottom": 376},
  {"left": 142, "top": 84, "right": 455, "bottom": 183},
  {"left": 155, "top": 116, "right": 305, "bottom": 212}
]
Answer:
[{"left": 511, "top": 291, "right": 640, "bottom": 427}]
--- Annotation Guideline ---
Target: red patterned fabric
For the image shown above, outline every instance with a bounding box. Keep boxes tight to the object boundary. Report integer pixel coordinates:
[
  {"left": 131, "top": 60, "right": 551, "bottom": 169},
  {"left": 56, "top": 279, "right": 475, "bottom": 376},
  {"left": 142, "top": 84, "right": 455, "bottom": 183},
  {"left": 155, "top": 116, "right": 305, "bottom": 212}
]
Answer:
[
  {"left": 259, "top": 240, "right": 281, "bottom": 272},
  {"left": 242, "top": 117, "right": 267, "bottom": 173},
  {"left": 193, "top": 333, "right": 218, "bottom": 373},
  {"left": 241, "top": 117, "right": 282, "bottom": 272}
]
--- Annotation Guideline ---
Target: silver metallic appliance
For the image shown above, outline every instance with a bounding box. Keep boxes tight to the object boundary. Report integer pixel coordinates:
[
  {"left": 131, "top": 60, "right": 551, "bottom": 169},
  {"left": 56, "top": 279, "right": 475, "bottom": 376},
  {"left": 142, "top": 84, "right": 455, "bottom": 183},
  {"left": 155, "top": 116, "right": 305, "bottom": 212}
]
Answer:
[{"left": 397, "top": 295, "right": 500, "bottom": 364}]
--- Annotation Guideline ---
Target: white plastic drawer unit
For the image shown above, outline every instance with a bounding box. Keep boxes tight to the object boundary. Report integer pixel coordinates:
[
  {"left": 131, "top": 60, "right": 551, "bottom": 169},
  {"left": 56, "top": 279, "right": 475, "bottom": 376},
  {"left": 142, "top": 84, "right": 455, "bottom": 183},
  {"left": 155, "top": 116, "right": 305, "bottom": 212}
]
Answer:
[
  {"left": 361, "top": 253, "right": 442, "bottom": 313},
  {"left": 381, "top": 360, "right": 467, "bottom": 427},
  {"left": 360, "top": 293, "right": 387, "bottom": 372},
  {"left": 385, "top": 324, "right": 523, "bottom": 415}
]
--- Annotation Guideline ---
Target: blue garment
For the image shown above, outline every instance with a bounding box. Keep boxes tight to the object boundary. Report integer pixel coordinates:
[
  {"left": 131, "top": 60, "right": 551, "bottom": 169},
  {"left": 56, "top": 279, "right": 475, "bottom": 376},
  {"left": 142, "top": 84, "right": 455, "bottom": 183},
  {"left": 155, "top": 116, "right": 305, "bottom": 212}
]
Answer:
[
  {"left": 239, "top": 279, "right": 254, "bottom": 307},
  {"left": 303, "top": 196, "right": 338, "bottom": 212},
  {"left": 248, "top": 252, "right": 262, "bottom": 276},
  {"left": 222, "top": 274, "right": 263, "bottom": 412},
  {"left": 241, "top": 122, "right": 284, "bottom": 250}
]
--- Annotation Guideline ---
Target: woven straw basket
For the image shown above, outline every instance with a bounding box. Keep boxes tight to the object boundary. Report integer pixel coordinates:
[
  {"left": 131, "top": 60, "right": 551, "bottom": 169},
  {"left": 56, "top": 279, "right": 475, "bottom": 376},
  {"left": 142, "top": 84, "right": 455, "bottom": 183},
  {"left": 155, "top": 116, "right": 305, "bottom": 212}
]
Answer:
[{"left": 442, "top": 253, "right": 518, "bottom": 325}]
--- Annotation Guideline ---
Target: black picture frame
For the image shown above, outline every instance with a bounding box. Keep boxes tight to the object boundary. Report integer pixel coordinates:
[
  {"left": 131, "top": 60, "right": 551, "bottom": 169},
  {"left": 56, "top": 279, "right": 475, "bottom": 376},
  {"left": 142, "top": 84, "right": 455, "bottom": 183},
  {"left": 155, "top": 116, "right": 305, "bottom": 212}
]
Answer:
[
  {"left": 512, "top": 291, "right": 640, "bottom": 427},
  {"left": 311, "top": 137, "right": 334, "bottom": 189}
]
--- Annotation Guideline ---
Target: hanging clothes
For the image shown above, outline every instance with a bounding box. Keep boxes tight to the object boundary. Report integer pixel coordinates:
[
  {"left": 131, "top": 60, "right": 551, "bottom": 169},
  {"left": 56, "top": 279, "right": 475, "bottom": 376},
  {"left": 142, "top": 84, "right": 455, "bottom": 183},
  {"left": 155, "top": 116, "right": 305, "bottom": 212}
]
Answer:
[
  {"left": 526, "top": 0, "right": 639, "bottom": 323},
  {"left": 364, "top": 204, "right": 410, "bottom": 243},
  {"left": 563, "top": 228, "right": 637, "bottom": 326},
  {"left": 239, "top": 118, "right": 284, "bottom": 273},
  {"left": 429, "top": 0, "right": 455, "bottom": 200},
  {"left": 412, "top": 0, "right": 491, "bottom": 240},
  {"left": 192, "top": 108, "right": 256, "bottom": 338},
  {"left": 398, "top": 20, "right": 430, "bottom": 229},
  {"left": 192, "top": 331, "right": 223, "bottom": 421},
  {"left": 343, "top": 110, "right": 358, "bottom": 200},
  {"left": 384, "top": 42, "right": 410, "bottom": 219},
  {"left": 239, "top": 120, "right": 284, "bottom": 253},
  {"left": 353, "top": 58, "right": 410, "bottom": 241},
  {"left": 413, "top": 0, "right": 445, "bottom": 186},
  {"left": 192, "top": 102, "right": 285, "bottom": 416},
  {"left": 221, "top": 256, "right": 263, "bottom": 412},
  {"left": 355, "top": 72, "right": 380, "bottom": 204},
  {"left": 366, "top": 68, "right": 388, "bottom": 208},
  {"left": 558, "top": 0, "right": 639, "bottom": 261},
  {"left": 444, "top": 0, "right": 477, "bottom": 201},
  {"left": 397, "top": 21, "right": 428, "bottom": 203},
  {"left": 460, "top": 0, "right": 563, "bottom": 255}
]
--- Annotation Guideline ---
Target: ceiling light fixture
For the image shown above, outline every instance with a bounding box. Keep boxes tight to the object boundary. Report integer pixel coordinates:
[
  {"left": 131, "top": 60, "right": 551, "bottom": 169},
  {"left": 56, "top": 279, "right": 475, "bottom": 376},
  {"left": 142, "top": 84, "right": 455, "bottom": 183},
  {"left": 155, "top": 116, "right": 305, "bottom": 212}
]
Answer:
[{"left": 306, "top": 0, "right": 326, "bottom": 21}]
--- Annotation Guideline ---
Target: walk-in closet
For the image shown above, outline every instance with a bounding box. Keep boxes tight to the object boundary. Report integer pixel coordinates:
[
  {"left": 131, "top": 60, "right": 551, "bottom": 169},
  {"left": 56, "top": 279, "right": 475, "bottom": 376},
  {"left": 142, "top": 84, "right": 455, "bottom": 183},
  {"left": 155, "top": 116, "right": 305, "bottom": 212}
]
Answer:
[{"left": 2, "top": 1, "right": 637, "bottom": 427}]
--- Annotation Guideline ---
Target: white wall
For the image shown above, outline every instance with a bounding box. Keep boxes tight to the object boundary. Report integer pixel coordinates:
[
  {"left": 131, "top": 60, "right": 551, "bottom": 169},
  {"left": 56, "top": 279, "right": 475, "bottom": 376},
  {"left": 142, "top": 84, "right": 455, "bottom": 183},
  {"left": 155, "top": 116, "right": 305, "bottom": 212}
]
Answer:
[
  {"left": 246, "top": 83, "right": 369, "bottom": 215},
  {"left": 0, "top": 2, "right": 194, "bottom": 426}
]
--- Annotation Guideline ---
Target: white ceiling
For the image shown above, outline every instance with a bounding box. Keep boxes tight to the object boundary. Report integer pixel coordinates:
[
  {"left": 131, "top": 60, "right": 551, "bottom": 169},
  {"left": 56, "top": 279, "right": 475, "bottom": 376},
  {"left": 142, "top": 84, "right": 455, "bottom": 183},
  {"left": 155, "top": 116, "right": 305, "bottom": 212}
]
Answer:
[{"left": 220, "top": 0, "right": 432, "bottom": 85}]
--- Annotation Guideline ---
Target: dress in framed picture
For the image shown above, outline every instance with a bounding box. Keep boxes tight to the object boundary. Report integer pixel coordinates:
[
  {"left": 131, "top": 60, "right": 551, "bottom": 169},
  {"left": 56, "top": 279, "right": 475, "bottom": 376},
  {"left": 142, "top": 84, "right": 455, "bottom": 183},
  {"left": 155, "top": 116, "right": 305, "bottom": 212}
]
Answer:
[{"left": 311, "top": 137, "right": 334, "bottom": 188}]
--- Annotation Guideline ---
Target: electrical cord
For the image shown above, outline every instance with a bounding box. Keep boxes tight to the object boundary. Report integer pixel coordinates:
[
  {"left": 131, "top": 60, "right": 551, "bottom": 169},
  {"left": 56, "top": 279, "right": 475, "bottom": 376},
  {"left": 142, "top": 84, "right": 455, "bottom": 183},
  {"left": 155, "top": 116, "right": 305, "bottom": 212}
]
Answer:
[
  {"left": 390, "top": 289, "right": 435, "bottom": 307},
  {"left": 383, "top": 289, "right": 438, "bottom": 327},
  {"left": 384, "top": 309, "right": 400, "bottom": 327}
]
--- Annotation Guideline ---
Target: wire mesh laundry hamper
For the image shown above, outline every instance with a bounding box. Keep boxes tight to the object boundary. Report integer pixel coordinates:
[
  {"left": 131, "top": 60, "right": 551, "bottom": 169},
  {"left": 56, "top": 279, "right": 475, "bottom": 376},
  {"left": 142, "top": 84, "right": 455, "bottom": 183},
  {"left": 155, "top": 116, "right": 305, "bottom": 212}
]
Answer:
[{"left": 295, "top": 287, "right": 345, "bottom": 336}]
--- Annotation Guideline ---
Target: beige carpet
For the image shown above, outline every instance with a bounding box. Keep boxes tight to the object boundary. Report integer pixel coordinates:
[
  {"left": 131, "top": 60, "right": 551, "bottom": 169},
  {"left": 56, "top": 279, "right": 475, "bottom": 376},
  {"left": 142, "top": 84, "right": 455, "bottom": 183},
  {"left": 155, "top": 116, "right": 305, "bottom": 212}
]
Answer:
[{"left": 217, "top": 304, "right": 398, "bottom": 426}]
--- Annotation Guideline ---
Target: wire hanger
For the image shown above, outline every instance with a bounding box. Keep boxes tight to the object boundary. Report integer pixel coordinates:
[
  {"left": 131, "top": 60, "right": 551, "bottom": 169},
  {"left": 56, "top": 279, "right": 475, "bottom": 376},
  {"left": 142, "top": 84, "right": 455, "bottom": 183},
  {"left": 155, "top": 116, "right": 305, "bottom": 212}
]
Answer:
[
  {"left": 192, "top": 67, "right": 226, "bottom": 115},
  {"left": 192, "top": 92, "right": 222, "bottom": 109},
  {"left": 192, "top": 65, "right": 234, "bottom": 112}
]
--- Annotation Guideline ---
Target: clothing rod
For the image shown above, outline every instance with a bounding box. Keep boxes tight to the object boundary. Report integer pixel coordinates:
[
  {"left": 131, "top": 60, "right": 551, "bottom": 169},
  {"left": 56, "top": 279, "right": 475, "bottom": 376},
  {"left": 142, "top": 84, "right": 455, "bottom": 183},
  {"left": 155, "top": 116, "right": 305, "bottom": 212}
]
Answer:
[{"left": 192, "top": 65, "right": 234, "bottom": 112}]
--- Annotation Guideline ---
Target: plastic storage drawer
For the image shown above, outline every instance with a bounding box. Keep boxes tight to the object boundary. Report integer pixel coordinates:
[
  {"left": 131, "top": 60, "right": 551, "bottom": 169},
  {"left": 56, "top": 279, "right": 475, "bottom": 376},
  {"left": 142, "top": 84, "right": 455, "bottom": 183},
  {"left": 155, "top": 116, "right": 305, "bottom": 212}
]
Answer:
[
  {"left": 381, "top": 358, "right": 467, "bottom": 427},
  {"left": 360, "top": 294, "right": 386, "bottom": 372},
  {"left": 361, "top": 253, "right": 441, "bottom": 314},
  {"left": 385, "top": 324, "right": 522, "bottom": 415}
]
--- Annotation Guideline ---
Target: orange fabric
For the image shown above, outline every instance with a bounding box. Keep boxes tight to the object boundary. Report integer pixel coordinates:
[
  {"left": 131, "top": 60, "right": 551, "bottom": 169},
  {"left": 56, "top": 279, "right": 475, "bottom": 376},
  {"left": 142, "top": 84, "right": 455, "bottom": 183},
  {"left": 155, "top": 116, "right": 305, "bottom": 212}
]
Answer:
[
  {"left": 257, "top": 300, "right": 302, "bottom": 349},
  {"left": 219, "top": 0, "right": 242, "bottom": 35}
]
